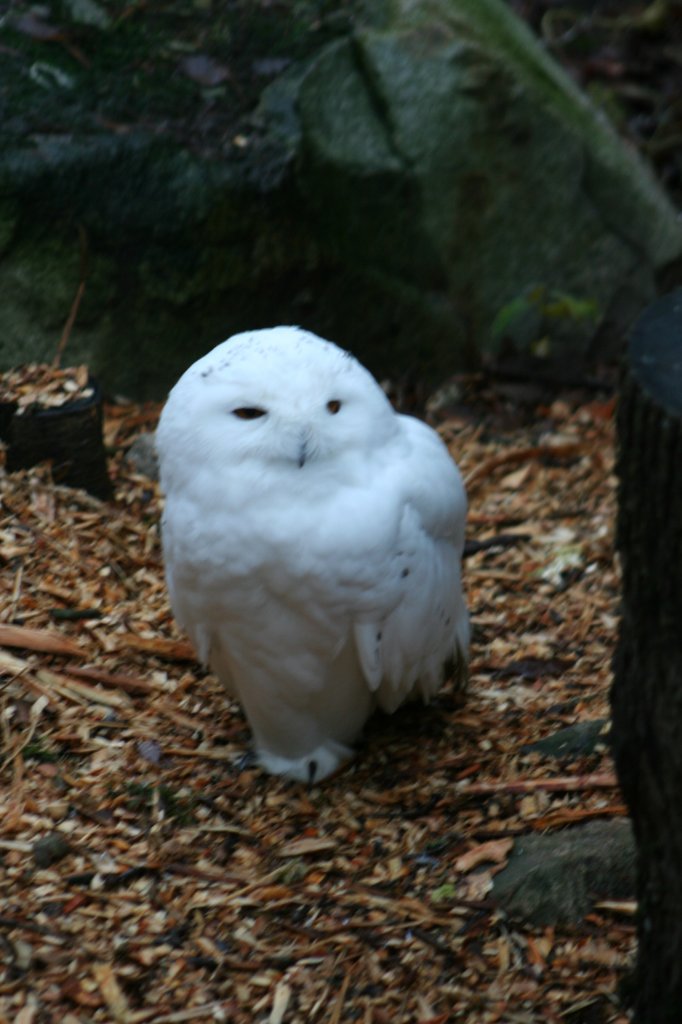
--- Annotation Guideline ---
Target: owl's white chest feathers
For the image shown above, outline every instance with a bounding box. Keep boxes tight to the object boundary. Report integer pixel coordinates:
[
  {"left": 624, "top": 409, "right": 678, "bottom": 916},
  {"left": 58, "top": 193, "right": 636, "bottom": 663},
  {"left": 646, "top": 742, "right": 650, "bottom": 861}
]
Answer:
[{"left": 162, "top": 435, "right": 408, "bottom": 644}]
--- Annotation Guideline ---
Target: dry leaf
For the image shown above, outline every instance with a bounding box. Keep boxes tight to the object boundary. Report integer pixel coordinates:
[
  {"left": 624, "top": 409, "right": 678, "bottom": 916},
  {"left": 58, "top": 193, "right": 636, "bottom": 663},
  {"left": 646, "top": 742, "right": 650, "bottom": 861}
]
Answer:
[
  {"left": 455, "top": 838, "right": 513, "bottom": 872},
  {"left": 278, "top": 837, "right": 337, "bottom": 857}
]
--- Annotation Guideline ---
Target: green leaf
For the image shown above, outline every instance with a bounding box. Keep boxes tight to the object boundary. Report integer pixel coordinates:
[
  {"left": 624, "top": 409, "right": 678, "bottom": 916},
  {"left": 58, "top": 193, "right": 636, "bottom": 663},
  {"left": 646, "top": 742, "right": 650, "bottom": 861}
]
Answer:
[{"left": 430, "top": 882, "right": 457, "bottom": 903}]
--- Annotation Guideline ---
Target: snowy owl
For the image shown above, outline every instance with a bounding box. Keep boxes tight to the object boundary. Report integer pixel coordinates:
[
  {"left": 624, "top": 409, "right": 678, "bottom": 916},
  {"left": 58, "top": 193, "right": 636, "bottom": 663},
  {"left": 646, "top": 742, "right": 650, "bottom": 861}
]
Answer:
[{"left": 156, "top": 327, "right": 469, "bottom": 782}]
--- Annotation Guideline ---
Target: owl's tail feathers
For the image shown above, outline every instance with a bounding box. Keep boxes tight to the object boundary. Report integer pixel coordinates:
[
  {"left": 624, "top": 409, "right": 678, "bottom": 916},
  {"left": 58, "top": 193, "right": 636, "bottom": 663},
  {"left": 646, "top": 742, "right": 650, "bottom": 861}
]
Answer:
[
  {"left": 257, "top": 738, "right": 354, "bottom": 783},
  {"left": 446, "top": 646, "right": 469, "bottom": 693},
  {"left": 448, "top": 601, "right": 470, "bottom": 693}
]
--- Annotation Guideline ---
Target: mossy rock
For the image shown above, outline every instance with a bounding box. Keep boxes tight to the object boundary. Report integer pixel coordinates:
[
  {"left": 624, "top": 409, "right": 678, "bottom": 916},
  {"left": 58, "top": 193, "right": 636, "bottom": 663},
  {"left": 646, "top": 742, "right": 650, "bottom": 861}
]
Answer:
[{"left": 0, "top": 0, "right": 680, "bottom": 396}]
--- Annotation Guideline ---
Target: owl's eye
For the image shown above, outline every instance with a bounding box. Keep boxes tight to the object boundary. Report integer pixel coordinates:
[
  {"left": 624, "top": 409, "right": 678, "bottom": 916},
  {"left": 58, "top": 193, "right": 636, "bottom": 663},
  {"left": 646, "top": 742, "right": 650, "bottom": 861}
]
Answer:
[
  {"left": 326, "top": 399, "right": 342, "bottom": 415},
  {"left": 233, "top": 407, "right": 267, "bottom": 420}
]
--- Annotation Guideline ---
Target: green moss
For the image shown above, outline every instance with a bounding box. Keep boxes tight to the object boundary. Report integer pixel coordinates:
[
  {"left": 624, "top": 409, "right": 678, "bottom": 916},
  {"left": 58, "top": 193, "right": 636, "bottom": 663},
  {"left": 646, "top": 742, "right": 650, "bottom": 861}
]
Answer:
[
  {"left": 1, "top": 233, "right": 116, "bottom": 329},
  {"left": 0, "top": 199, "right": 20, "bottom": 255},
  {"left": 1, "top": 0, "right": 363, "bottom": 151},
  {"left": 124, "top": 782, "right": 197, "bottom": 825},
  {"left": 5, "top": 236, "right": 81, "bottom": 330},
  {"left": 1, "top": 0, "right": 680, "bottom": 397},
  {"left": 23, "top": 740, "right": 60, "bottom": 763}
]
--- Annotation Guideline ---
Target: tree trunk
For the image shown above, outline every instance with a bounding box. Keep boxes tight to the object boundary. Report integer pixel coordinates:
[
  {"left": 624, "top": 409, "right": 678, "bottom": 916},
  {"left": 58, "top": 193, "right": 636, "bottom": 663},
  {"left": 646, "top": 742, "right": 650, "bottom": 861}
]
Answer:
[
  {"left": 611, "top": 290, "right": 682, "bottom": 1023},
  {"left": 3, "top": 377, "right": 112, "bottom": 501}
]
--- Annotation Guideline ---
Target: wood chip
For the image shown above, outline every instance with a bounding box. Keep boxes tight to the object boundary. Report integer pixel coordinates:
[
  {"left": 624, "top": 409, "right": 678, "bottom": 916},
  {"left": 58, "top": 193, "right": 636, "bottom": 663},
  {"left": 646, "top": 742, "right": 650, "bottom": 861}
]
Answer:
[
  {"left": 92, "top": 962, "right": 131, "bottom": 1023},
  {"left": 269, "top": 981, "right": 291, "bottom": 1024},
  {"left": 0, "top": 623, "right": 84, "bottom": 657},
  {"left": 278, "top": 837, "right": 337, "bottom": 857}
]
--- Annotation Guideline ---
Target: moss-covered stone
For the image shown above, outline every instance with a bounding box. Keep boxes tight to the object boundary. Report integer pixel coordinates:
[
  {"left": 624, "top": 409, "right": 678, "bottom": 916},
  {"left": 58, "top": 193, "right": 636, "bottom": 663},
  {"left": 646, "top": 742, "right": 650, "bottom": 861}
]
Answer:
[
  {"left": 0, "top": 199, "right": 20, "bottom": 256},
  {"left": 296, "top": 5, "right": 681, "bottom": 358},
  {"left": 493, "top": 820, "right": 635, "bottom": 925},
  {"left": 0, "top": 0, "right": 680, "bottom": 396}
]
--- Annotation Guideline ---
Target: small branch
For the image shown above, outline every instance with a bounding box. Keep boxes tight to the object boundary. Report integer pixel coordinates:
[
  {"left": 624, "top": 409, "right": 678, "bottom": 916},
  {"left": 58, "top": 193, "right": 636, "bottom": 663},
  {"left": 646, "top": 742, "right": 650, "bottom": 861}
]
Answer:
[
  {"left": 68, "top": 664, "right": 158, "bottom": 695},
  {"left": 464, "top": 443, "right": 586, "bottom": 492},
  {"left": 128, "top": 1002, "right": 238, "bottom": 1024},
  {"left": 456, "top": 772, "right": 619, "bottom": 796},
  {"left": 530, "top": 804, "right": 628, "bottom": 831},
  {"left": 53, "top": 281, "right": 86, "bottom": 370},
  {"left": 0, "top": 914, "right": 67, "bottom": 943},
  {"left": 53, "top": 224, "right": 88, "bottom": 369},
  {"left": 467, "top": 513, "right": 526, "bottom": 526},
  {"left": 0, "top": 623, "right": 83, "bottom": 657},
  {"left": 328, "top": 973, "right": 351, "bottom": 1024},
  {"left": 114, "top": 633, "right": 197, "bottom": 662},
  {"left": 463, "top": 533, "right": 531, "bottom": 558}
]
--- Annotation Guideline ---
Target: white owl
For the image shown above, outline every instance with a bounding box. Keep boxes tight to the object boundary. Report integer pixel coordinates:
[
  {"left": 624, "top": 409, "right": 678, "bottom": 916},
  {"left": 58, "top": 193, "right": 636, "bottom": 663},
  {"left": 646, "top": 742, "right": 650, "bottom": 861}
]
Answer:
[{"left": 156, "top": 327, "right": 469, "bottom": 782}]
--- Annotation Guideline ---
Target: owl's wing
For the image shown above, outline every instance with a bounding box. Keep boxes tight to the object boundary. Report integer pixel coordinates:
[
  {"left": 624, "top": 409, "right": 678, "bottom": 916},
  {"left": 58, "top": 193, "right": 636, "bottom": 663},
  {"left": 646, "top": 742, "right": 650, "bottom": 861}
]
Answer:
[
  {"left": 352, "top": 416, "right": 469, "bottom": 712},
  {"left": 161, "top": 512, "right": 237, "bottom": 694}
]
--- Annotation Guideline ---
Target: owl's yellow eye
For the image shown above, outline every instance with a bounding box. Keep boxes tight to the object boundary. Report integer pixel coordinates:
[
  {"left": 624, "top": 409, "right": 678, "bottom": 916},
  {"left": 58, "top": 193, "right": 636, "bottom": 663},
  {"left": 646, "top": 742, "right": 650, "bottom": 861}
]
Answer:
[
  {"left": 327, "top": 399, "right": 342, "bottom": 415},
  {"left": 233, "top": 407, "right": 267, "bottom": 420}
]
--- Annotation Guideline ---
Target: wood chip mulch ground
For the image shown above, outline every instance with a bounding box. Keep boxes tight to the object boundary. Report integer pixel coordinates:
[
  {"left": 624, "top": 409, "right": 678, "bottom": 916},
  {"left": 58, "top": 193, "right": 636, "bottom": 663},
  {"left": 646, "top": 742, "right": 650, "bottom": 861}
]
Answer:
[{"left": 0, "top": 383, "right": 632, "bottom": 1023}]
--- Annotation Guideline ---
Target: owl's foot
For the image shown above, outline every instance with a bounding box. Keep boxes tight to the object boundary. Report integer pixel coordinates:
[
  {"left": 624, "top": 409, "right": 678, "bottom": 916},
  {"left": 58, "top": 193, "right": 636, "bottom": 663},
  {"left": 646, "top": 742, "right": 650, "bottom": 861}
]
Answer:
[
  {"left": 258, "top": 739, "right": 354, "bottom": 783},
  {"left": 233, "top": 748, "right": 258, "bottom": 772}
]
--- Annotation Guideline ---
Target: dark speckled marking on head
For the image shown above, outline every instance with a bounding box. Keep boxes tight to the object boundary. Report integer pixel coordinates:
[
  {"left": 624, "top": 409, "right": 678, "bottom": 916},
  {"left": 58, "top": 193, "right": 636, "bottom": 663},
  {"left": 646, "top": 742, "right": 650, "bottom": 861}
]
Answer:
[{"left": 188, "top": 328, "right": 370, "bottom": 403}]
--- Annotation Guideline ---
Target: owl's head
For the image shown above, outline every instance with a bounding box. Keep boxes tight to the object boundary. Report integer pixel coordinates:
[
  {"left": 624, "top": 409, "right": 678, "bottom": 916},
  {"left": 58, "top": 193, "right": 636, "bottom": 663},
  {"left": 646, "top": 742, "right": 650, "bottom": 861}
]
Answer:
[{"left": 157, "top": 327, "right": 398, "bottom": 483}]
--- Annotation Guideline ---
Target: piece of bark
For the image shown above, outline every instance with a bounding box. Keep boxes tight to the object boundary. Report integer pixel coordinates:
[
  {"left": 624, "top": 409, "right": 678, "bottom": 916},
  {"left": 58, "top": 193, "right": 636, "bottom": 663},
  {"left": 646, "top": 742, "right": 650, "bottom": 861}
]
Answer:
[{"left": 610, "top": 289, "right": 682, "bottom": 1024}]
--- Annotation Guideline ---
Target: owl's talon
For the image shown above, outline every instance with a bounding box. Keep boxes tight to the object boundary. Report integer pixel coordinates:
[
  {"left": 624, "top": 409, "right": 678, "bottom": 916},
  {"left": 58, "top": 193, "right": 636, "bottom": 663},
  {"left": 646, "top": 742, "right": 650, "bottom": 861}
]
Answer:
[
  {"left": 257, "top": 740, "right": 353, "bottom": 782},
  {"left": 234, "top": 749, "right": 258, "bottom": 771}
]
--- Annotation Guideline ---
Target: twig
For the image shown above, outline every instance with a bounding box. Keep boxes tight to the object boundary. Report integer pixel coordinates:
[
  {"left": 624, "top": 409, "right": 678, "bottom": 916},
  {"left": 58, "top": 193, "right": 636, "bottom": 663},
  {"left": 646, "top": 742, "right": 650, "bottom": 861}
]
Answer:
[
  {"left": 530, "top": 804, "right": 628, "bottom": 830},
  {"left": 463, "top": 533, "right": 531, "bottom": 558},
  {"left": 456, "top": 772, "right": 619, "bottom": 796},
  {"left": 467, "top": 512, "right": 527, "bottom": 525},
  {"left": 114, "top": 633, "right": 196, "bottom": 662},
  {"left": 35, "top": 668, "right": 132, "bottom": 708},
  {"left": 0, "top": 915, "right": 67, "bottom": 944},
  {"left": 68, "top": 664, "right": 159, "bottom": 695},
  {"left": 464, "top": 443, "right": 586, "bottom": 491},
  {"left": 163, "top": 746, "right": 238, "bottom": 762},
  {"left": 593, "top": 900, "right": 637, "bottom": 917},
  {"left": 53, "top": 224, "right": 88, "bottom": 369},
  {"left": 0, "top": 623, "right": 83, "bottom": 657},
  {"left": 128, "top": 1003, "right": 237, "bottom": 1024},
  {"left": 328, "top": 973, "right": 351, "bottom": 1024},
  {"left": 53, "top": 281, "right": 86, "bottom": 370}
]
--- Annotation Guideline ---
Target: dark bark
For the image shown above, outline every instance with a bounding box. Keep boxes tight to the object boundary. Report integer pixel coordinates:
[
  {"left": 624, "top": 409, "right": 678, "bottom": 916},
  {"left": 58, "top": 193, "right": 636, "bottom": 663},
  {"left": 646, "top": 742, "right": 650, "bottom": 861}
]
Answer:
[{"left": 611, "top": 290, "right": 682, "bottom": 1023}]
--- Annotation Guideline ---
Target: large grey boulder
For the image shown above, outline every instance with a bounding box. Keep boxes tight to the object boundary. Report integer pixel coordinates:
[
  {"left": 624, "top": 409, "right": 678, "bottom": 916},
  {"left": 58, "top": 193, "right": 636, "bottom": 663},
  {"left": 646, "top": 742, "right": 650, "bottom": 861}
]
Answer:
[{"left": 0, "top": 0, "right": 680, "bottom": 397}]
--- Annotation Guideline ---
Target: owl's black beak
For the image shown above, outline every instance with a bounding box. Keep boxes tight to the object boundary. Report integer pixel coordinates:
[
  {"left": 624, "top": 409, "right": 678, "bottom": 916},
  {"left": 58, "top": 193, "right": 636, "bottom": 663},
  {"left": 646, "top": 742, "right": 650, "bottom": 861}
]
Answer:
[{"left": 298, "top": 441, "right": 308, "bottom": 468}]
